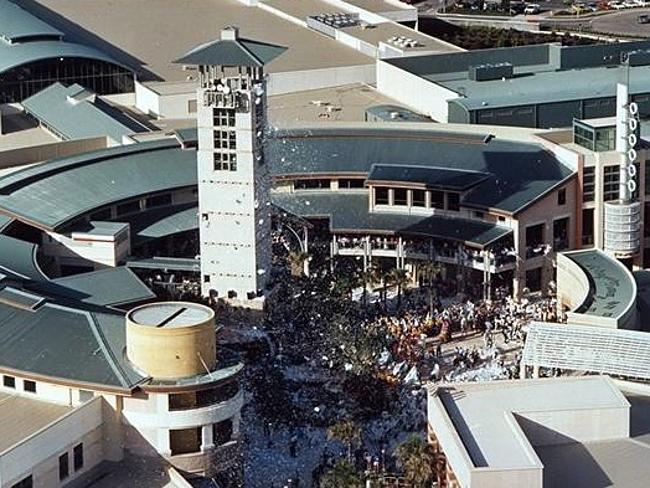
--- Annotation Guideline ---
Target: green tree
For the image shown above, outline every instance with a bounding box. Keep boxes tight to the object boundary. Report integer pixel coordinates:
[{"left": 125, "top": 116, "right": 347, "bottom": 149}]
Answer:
[
  {"left": 327, "top": 419, "right": 362, "bottom": 461},
  {"left": 360, "top": 264, "right": 379, "bottom": 306},
  {"left": 394, "top": 435, "right": 436, "bottom": 488},
  {"left": 320, "top": 459, "right": 363, "bottom": 488},
  {"left": 388, "top": 268, "right": 410, "bottom": 307}
]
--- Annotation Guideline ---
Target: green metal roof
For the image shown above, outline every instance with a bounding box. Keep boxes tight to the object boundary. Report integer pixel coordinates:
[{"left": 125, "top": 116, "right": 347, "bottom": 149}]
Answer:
[
  {"left": 51, "top": 267, "right": 155, "bottom": 307},
  {"left": 272, "top": 192, "right": 510, "bottom": 247},
  {"left": 366, "top": 164, "right": 489, "bottom": 191},
  {"left": 268, "top": 127, "right": 573, "bottom": 214},
  {"left": 175, "top": 34, "right": 287, "bottom": 67},
  {"left": 0, "top": 292, "right": 145, "bottom": 390},
  {"left": 0, "top": 234, "right": 47, "bottom": 282},
  {"left": 0, "top": 39, "right": 132, "bottom": 76},
  {"left": 0, "top": 0, "right": 63, "bottom": 44},
  {"left": 21, "top": 83, "right": 148, "bottom": 142},
  {"left": 126, "top": 257, "right": 201, "bottom": 273},
  {"left": 566, "top": 249, "right": 636, "bottom": 320},
  {"left": 0, "top": 139, "right": 196, "bottom": 231},
  {"left": 124, "top": 203, "right": 198, "bottom": 245}
]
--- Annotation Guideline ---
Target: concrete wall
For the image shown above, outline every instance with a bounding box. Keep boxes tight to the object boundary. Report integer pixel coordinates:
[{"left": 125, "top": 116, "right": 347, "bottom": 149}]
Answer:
[
  {"left": 376, "top": 59, "right": 458, "bottom": 121},
  {"left": 0, "top": 398, "right": 104, "bottom": 488},
  {"left": 556, "top": 252, "right": 590, "bottom": 313},
  {"left": 267, "top": 64, "right": 376, "bottom": 96}
]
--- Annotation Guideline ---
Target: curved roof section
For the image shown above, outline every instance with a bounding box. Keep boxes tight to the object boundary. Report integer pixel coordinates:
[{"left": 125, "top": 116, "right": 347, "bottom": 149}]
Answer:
[
  {"left": 0, "top": 0, "right": 63, "bottom": 44},
  {"left": 0, "top": 38, "right": 132, "bottom": 75},
  {"left": 0, "top": 234, "right": 48, "bottom": 282},
  {"left": 267, "top": 127, "right": 573, "bottom": 214},
  {"left": 562, "top": 249, "right": 637, "bottom": 325},
  {"left": 272, "top": 192, "right": 510, "bottom": 247},
  {"left": 0, "top": 139, "right": 196, "bottom": 231}
]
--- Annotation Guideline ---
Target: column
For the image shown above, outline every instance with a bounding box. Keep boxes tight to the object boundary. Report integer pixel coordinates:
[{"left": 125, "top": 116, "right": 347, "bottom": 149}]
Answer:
[
  {"left": 159, "top": 429, "right": 172, "bottom": 457},
  {"left": 201, "top": 424, "right": 215, "bottom": 452}
]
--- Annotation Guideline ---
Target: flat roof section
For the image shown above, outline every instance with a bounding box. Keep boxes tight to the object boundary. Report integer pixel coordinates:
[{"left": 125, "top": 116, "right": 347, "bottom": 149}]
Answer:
[
  {"left": 436, "top": 377, "right": 628, "bottom": 469},
  {"left": 263, "top": 0, "right": 355, "bottom": 20},
  {"left": 343, "top": 0, "right": 415, "bottom": 13},
  {"left": 565, "top": 249, "right": 636, "bottom": 320},
  {"left": 267, "top": 83, "right": 400, "bottom": 124},
  {"left": 537, "top": 438, "right": 650, "bottom": 488},
  {"left": 340, "top": 22, "right": 459, "bottom": 54},
  {"left": 0, "top": 391, "right": 71, "bottom": 453},
  {"left": 33, "top": 0, "right": 372, "bottom": 82},
  {"left": 129, "top": 302, "right": 212, "bottom": 328}
]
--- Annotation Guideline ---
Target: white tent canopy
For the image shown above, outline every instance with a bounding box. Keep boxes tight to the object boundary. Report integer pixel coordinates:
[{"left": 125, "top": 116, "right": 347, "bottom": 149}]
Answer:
[{"left": 522, "top": 322, "right": 650, "bottom": 380}]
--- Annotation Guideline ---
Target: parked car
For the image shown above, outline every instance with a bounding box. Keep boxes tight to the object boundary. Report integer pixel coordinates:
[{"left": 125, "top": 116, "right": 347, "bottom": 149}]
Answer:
[
  {"left": 639, "top": 13, "right": 650, "bottom": 22},
  {"left": 623, "top": 0, "right": 639, "bottom": 7},
  {"left": 608, "top": 1, "right": 627, "bottom": 8},
  {"left": 524, "top": 3, "right": 541, "bottom": 13}
]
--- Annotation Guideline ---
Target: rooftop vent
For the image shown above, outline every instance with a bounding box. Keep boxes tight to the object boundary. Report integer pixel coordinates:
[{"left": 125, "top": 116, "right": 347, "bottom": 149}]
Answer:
[
  {"left": 468, "top": 62, "right": 514, "bottom": 82},
  {"left": 387, "top": 36, "right": 421, "bottom": 49},
  {"left": 310, "top": 12, "right": 360, "bottom": 28}
]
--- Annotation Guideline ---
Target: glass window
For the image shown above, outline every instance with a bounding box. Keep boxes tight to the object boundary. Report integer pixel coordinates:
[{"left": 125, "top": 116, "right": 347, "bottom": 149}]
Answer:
[
  {"left": 213, "top": 130, "right": 236, "bottom": 149},
  {"left": 338, "top": 178, "right": 364, "bottom": 189},
  {"left": 375, "top": 187, "right": 389, "bottom": 205},
  {"left": 145, "top": 194, "right": 172, "bottom": 208},
  {"left": 594, "top": 127, "right": 615, "bottom": 152},
  {"left": 169, "top": 428, "right": 201, "bottom": 455},
  {"left": 574, "top": 123, "right": 594, "bottom": 151},
  {"left": 168, "top": 382, "right": 239, "bottom": 411},
  {"left": 582, "top": 208, "right": 594, "bottom": 246},
  {"left": 59, "top": 453, "right": 69, "bottom": 481},
  {"left": 213, "top": 419, "right": 233, "bottom": 446},
  {"left": 557, "top": 188, "right": 566, "bottom": 205},
  {"left": 553, "top": 217, "right": 569, "bottom": 251},
  {"left": 295, "top": 179, "right": 330, "bottom": 190},
  {"left": 24, "top": 380, "right": 36, "bottom": 393},
  {"left": 603, "top": 165, "right": 620, "bottom": 202},
  {"left": 645, "top": 161, "right": 650, "bottom": 195},
  {"left": 430, "top": 191, "right": 444, "bottom": 210},
  {"left": 11, "top": 476, "right": 32, "bottom": 488},
  {"left": 89, "top": 208, "right": 111, "bottom": 221},
  {"left": 116, "top": 200, "right": 141, "bottom": 217},
  {"left": 583, "top": 166, "right": 595, "bottom": 202},
  {"left": 213, "top": 152, "right": 237, "bottom": 171},
  {"left": 447, "top": 192, "right": 460, "bottom": 211},
  {"left": 74, "top": 443, "right": 84, "bottom": 471},
  {"left": 3, "top": 375, "right": 15, "bottom": 388},
  {"left": 412, "top": 189, "right": 426, "bottom": 207},
  {"left": 213, "top": 108, "right": 235, "bottom": 127},
  {"left": 393, "top": 188, "right": 407, "bottom": 206}
]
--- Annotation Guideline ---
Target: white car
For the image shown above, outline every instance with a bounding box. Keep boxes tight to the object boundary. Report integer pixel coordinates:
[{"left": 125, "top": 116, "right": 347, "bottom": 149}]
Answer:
[
  {"left": 623, "top": 0, "right": 638, "bottom": 6},
  {"left": 524, "top": 3, "right": 540, "bottom": 13},
  {"left": 609, "top": 1, "right": 627, "bottom": 8}
]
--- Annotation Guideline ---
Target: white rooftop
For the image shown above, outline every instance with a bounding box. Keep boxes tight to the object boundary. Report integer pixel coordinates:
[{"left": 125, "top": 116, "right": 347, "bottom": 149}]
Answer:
[{"left": 431, "top": 376, "right": 628, "bottom": 469}]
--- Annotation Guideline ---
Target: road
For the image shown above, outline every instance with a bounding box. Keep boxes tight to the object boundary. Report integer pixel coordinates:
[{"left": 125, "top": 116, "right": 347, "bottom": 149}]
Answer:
[{"left": 589, "top": 8, "right": 650, "bottom": 37}]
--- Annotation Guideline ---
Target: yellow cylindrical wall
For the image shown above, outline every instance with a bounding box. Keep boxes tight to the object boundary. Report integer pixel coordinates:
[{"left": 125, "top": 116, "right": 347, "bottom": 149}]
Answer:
[{"left": 126, "top": 302, "right": 217, "bottom": 380}]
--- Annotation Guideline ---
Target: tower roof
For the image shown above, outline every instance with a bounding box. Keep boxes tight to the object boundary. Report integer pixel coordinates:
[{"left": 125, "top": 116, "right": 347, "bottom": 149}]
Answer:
[{"left": 174, "top": 26, "right": 287, "bottom": 68}]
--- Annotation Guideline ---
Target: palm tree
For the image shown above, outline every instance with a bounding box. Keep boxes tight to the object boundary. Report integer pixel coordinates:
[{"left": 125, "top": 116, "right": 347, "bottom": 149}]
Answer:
[
  {"left": 320, "top": 459, "right": 363, "bottom": 488},
  {"left": 288, "top": 250, "right": 309, "bottom": 277},
  {"left": 419, "top": 261, "right": 442, "bottom": 317},
  {"left": 360, "top": 264, "right": 379, "bottom": 306},
  {"left": 394, "top": 435, "right": 436, "bottom": 488},
  {"left": 327, "top": 419, "right": 362, "bottom": 462},
  {"left": 388, "top": 268, "right": 410, "bottom": 307}
]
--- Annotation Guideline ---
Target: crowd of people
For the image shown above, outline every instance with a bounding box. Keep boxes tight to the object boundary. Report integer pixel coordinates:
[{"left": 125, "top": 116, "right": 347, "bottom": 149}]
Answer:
[{"left": 361, "top": 279, "right": 558, "bottom": 386}]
